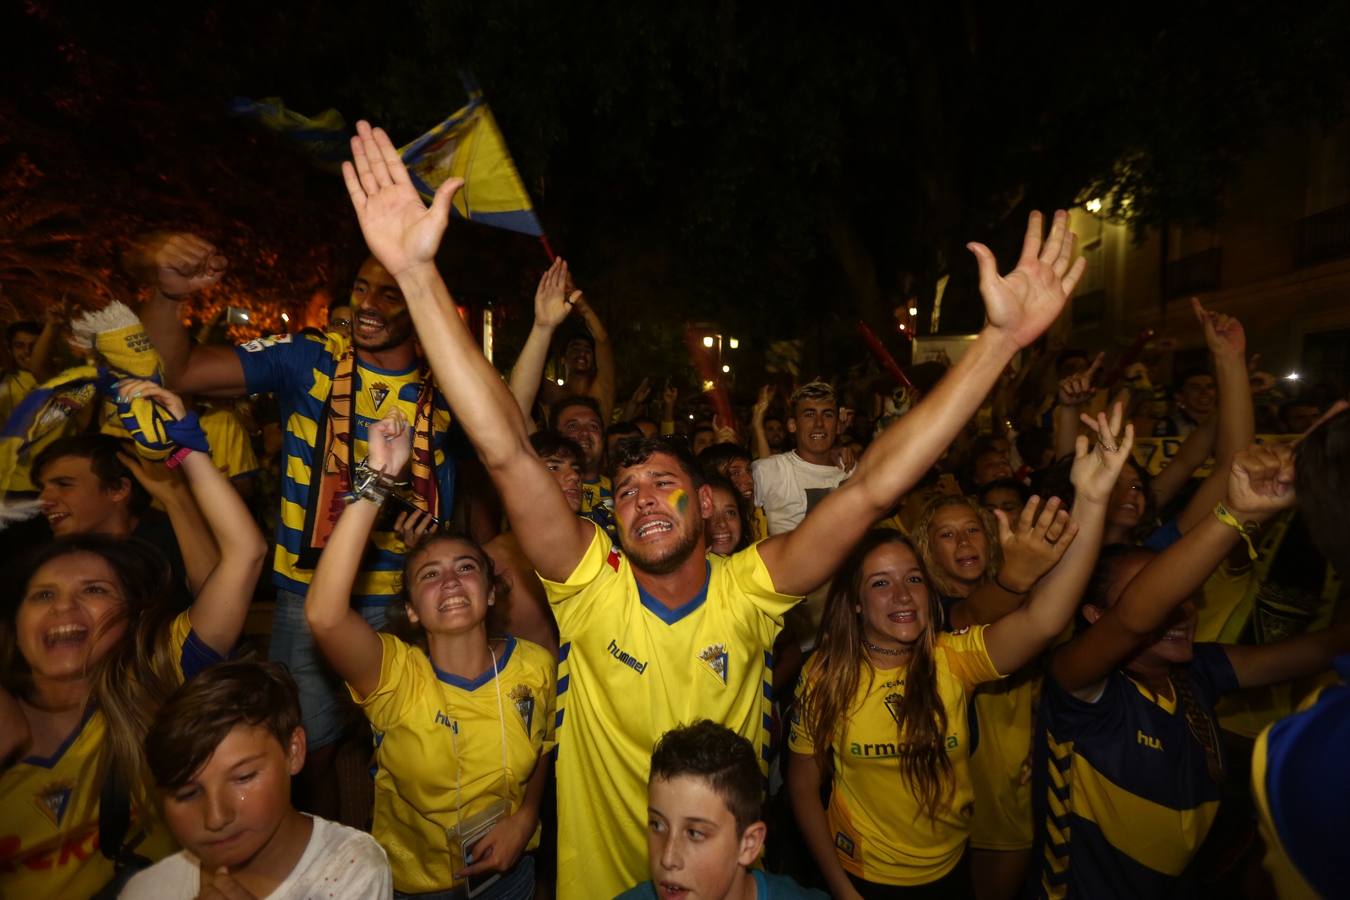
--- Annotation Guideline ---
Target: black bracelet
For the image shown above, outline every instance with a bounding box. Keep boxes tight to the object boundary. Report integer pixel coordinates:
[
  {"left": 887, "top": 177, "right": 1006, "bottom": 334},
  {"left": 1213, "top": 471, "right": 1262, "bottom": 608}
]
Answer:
[{"left": 994, "top": 573, "right": 1030, "bottom": 596}]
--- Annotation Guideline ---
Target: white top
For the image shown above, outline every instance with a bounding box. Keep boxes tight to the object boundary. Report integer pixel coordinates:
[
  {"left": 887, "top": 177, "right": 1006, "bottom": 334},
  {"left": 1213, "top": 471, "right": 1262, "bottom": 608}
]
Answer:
[
  {"left": 751, "top": 450, "right": 850, "bottom": 537},
  {"left": 119, "top": 815, "right": 391, "bottom": 900}
]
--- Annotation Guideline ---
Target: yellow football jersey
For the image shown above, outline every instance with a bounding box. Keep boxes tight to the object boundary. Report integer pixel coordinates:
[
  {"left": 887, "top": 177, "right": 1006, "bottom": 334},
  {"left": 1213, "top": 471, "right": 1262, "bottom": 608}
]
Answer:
[
  {"left": 789, "top": 626, "right": 1003, "bottom": 886},
  {"left": 353, "top": 633, "right": 556, "bottom": 895},
  {"left": 199, "top": 406, "right": 260, "bottom": 480},
  {"left": 541, "top": 522, "right": 798, "bottom": 900},
  {"left": 0, "top": 612, "right": 216, "bottom": 899},
  {"left": 967, "top": 674, "right": 1036, "bottom": 850},
  {"left": 0, "top": 369, "right": 36, "bottom": 422}
]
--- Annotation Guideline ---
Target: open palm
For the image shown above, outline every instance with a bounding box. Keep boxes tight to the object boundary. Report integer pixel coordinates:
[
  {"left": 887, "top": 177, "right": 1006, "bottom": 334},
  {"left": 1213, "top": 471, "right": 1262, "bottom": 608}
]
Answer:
[
  {"left": 342, "top": 120, "right": 463, "bottom": 277},
  {"left": 968, "top": 210, "right": 1086, "bottom": 349}
]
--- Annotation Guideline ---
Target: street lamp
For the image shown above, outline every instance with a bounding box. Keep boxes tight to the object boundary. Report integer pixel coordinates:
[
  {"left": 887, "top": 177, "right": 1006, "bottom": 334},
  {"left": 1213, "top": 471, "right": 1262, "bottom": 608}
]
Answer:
[
  {"left": 702, "top": 336, "right": 715, "bottom": 348},
  {"left": 728, "top": 337, "right": 739, "bottom": 349}
]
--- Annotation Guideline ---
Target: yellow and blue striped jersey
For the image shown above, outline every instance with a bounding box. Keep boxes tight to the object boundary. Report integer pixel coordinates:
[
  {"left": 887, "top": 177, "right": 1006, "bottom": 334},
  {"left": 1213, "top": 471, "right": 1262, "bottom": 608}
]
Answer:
[
  {"left": 541, "top": 523, "right": 798, "bottom": 900},
  {"left": 1034, "top": 643, "right": 1238, "bottom": 899},
  {"left": 234, "top": 332, "right": 455, "bottom": 602},
  {"left": 0, "top": 612, "right": 225, "bottom": 899},
  {"left": 352, "top": 633, "right": 555, "bottom": 895},
  {"left": 1251, "top": 657, "right": 1350, "bottom": 900},
  {"left": 789, "top": 627, "right": 1003, "bottom": 886},
  {"left": 579, "top": 474, "right": 616, "bottom": 536}
]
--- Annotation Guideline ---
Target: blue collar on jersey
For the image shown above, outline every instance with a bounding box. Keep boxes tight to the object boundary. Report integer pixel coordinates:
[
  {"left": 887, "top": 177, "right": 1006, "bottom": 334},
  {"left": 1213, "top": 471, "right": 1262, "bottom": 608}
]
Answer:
[
  {"left": 432, "top": 636, "right": 518, "bottom": 691},
  {"left": 637, "top": 562, "right": 712, "bottom": 625}
]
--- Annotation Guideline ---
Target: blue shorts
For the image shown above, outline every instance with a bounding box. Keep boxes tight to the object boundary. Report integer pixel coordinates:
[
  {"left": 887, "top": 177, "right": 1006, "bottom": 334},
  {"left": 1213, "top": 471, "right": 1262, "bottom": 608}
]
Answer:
[{"left": 268, "top": 588, "right": 389, "bottom": 750}]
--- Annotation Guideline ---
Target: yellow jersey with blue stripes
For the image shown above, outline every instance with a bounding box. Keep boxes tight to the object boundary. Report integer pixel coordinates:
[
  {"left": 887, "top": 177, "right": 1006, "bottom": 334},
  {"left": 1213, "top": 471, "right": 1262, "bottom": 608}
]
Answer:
[
  {"left": 234, "top": 332, "right": 454, "bottom": 602},
  {"left": 788, "top": 626, "right": 1003, "bottom": 886},
  {"left": 352, "top": 633, "right": 556, "bottom": 895},
  {"left": 1034, "top": 643, "right": 1238, "bottom": 899},
  {"left": 541, "top": 523, "right": 798, "bottom": 900},
  {"left": 0, "top": 612, "right": 225, "bottom": 900},
  {"left": 1251, "top": 657, "right": 1350, "bottom": 900}
]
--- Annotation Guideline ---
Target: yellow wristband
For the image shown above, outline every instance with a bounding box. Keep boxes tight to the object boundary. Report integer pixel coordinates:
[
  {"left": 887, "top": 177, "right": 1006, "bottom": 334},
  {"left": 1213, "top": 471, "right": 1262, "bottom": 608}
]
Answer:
[{"left": 1214, "top": 503, "right": 1259, "bottom": 560}]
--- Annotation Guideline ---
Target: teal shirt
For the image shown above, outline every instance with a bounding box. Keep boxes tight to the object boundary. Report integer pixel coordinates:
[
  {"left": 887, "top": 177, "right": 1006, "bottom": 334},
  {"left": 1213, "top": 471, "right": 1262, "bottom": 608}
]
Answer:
[{"left": 615, "top": 869, "right": 828, "bottom": 899}]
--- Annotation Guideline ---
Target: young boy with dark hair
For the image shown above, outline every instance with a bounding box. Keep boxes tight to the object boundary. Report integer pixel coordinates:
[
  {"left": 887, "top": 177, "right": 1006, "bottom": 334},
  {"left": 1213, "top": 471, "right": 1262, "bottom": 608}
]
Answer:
[
  {"left": 120, "top": 661, "right": 390, "bottom": 899},
  {"left": 617, "top": 721, "right": 826, "bottom": 900}
]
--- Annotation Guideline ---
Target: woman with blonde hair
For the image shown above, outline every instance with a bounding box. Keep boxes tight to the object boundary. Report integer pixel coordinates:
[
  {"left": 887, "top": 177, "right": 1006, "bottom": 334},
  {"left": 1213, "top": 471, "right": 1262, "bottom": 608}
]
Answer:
[{"left": 788, "top": 409, "right": 1132, "bottom": 899}]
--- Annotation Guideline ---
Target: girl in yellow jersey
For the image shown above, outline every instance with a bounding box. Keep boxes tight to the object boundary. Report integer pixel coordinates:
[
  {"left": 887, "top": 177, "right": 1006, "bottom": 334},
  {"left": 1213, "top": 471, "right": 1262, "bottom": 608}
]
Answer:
[
  {"left": 788, "top": 407, "right": 1134, "bottom": 900},
  {"left": 0, "top": 380, "right": 266, "bottom": 900},
  {"left": 912, "top": 494, "right": 1068, "bottom": 900},
  {"left": 306, "top": 411, "right": 555, "bottom": 899}
]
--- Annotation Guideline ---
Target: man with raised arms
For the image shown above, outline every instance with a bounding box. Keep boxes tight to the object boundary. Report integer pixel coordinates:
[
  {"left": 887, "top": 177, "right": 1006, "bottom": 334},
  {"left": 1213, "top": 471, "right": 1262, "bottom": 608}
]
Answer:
[{"left": 339, "top": 120, "right": 1084, "bottom": 900}]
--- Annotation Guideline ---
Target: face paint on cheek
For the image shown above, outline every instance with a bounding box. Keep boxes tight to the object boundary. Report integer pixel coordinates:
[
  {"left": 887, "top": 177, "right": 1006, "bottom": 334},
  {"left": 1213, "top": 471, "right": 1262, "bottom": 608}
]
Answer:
[{"left": 669, "top": 489, "right": 688, "bottom": 515}]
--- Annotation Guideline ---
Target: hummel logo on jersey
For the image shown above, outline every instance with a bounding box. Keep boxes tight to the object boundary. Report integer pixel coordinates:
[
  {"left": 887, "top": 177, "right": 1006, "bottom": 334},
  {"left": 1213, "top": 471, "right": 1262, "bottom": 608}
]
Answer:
[
  {"left": 34, "top": 782, "right": 73, "bottom": 828},
  {"left": 608, "top": 639, "right": 648, "bottom": 674},
  {"left": 698, "top": 644, "right": 729, "bottom": 684},
  {"left": 434, "top": 710, "right": 460, "bottom": 733}
]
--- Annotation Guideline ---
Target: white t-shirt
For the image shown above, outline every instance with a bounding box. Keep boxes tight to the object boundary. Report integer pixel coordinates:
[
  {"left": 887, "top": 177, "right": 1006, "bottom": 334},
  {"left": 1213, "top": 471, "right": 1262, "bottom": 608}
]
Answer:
[
  {"left": 119, "top": 815, "right": 391, "bottom": 900},
  {"left": 752, "top": 450, "right": 850, "bottom": 536}
]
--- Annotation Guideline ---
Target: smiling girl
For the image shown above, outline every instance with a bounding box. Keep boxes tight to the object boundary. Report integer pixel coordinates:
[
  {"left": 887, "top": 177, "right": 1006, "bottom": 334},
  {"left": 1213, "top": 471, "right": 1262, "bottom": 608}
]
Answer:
[
  {"left": 0, "top": 380, "right": 266, "bottom": 899},
  {"left": 787, "top": 411, "right": 1133, "bottom": 900},
  {"left": 305, "top": 410, "right": 555, "bottom": 899}
]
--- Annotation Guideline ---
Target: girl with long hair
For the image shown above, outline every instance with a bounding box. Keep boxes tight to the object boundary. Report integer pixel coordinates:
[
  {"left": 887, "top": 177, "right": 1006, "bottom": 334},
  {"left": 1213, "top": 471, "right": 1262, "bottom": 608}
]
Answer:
[
  {"left": 0, "top": 380, "right": 266, "bottom": 899},
  {"left": 788, "top": 410, "right": 1134, "bottom": 899},
  {"left": 305, "top": 411, "right": 555, "bottom": 900},
  {"left": 1035, "top": 441, "right": 1350, "bottom": 899}
]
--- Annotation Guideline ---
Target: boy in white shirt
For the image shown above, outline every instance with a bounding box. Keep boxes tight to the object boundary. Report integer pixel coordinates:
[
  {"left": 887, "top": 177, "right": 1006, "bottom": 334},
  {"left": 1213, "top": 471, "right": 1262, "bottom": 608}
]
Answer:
[
  {"left": 121, "top": 661, "right": 390, "bottom": 900},
  {"left": 751, "top": 382, "right": 852, "bottom": 537}
]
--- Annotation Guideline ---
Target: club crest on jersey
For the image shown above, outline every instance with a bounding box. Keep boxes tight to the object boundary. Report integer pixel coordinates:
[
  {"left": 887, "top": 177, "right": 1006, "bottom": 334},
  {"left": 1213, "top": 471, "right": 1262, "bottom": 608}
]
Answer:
[
  {"left": 698, "top": 644, "right": 729, "bottom": 685},
  {"left": 240, "top": 334, "right": 293, "bottom": 353},
  {"left": 34, "top": 781, "right": 74, "bottom": 828},
  {"left": 510, "top": 684, "right": 536, "bottom": 732},
  {"left": 368, "top": 381, "right": 391, "bottom": 410},
  {"left": 883, "top": 692, "right": 904, "bottom": 724}
]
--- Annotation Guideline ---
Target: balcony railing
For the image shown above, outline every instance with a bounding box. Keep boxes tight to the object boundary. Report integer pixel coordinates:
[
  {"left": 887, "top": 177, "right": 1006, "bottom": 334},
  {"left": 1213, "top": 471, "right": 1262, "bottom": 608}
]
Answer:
[
  {"left": 1163, "top": 247, "right": 1222, "bottom": 299},
  {"left": 1295, "top": 202, "right": 1350, "bottom": 267}
]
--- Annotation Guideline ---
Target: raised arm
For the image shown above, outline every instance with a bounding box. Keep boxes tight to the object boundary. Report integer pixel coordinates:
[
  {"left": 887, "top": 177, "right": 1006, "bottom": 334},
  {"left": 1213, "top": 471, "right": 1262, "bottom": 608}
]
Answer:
[
  {"left": 759, "top": 211, "right": 1087, "bottom": 596},
  {"left": 341, "top": 122, "right": 592, "bottom": 581},
  {"left": 116, "top": 449, "right": 220, "bottom": 597},
  {"left": 1173, "top": 299, "right": 1254, "bottom": 534},
  {"left": 115, "top": 379, "right": 267, "bottom": 655},
  {"left": 26, "top": 301, "right": 66, "bottom": 381},
  {"left": 1051, "top": 442, "right": 1296, "bottom": 696},
  {"left": 508, "top": 258, "right": 579, "bottom": 429},
  {"left": 304, "top": 412, "right": 408, "bottom": 698},
  {"left": 1150, "top": 412, "right": 1217, "bottom": 511},
  {"left": 573, "top": 293, "right": 616, "bottom": 422},
  {"left": 983, "top": 405, "right": 1133, "bottom": 674},
  {"left": 133, "top": 234, "right": 248, "bottom": 396},
  {"left": 1052, "top": 352, "right": 1102, "bottom": 461},
  {"left": 751, "top": 384, "right": 773, "bottom": 460}
]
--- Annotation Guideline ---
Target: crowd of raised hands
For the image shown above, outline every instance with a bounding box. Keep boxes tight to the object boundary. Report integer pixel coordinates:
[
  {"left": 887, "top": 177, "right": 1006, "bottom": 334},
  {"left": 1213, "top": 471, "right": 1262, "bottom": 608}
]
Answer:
[{"left": 0, "top": 118, "right": 1345, "bottom": 900}]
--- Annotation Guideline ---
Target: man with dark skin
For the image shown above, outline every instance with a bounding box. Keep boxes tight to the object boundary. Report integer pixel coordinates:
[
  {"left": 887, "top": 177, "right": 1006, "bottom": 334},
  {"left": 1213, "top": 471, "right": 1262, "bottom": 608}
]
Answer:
[
  {"left": 339, "top": 119, "right": 1084, "bottom": 899},
  {"left": 136, "top": 234, "right": 458, "bottom": 823}
]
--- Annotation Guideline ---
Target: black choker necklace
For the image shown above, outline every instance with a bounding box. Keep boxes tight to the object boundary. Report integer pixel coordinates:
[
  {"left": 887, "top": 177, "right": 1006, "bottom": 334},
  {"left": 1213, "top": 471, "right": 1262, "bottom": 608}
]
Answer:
[{"left": 863, "top": 638, "right": 911, "bottom": 657}]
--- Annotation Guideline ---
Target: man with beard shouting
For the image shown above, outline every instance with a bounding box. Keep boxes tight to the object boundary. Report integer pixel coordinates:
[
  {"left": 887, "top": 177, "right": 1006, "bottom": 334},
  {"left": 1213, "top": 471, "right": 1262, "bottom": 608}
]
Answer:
[
  {"left": 340, "top": 120, "right": 1085, "bottom": 900},
  {"left": 137, "top": 238, "right": 457, "bottom": 819}
]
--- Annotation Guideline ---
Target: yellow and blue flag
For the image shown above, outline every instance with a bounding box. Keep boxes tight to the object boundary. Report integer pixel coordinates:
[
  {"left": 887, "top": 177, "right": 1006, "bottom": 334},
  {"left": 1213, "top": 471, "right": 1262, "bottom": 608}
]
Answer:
[
  {"left": 399, "top": 93, "right": 543, "bottom": 237},
  {"left": 228, "top": 96, "right": 350, "bottom": 171}
]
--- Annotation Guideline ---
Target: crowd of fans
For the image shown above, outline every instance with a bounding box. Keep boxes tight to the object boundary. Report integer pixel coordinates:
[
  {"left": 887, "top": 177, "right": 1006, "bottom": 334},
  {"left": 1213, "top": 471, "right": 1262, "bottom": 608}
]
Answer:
[{"left": 0, "top": 121, "right": 1347, "bottom": 900}]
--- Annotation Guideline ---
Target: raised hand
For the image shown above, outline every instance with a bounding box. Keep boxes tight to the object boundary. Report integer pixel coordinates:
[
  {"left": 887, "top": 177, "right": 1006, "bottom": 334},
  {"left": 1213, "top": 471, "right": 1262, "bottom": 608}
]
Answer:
[
  {"left": 366, "top": 409, "right": 412, "bottom": 476},
  {"left": 993, "top": 496, "right": 1078, "bottom": 593},
  {"left": 118, "top": 448, "right": 187, "bottom": 503},
  {"left": 967, "top": 210, "right": 1086, "bottom": 349},
  {"left": 1226, "top": 442, "right": 1296, "bottom": 519},
  {"left": 662, "top": 382, "right": 678, "bottom": 415},
  {"left": 1191, "top": 297, "right": 1246, "bottom": 361},
  {"left": 712, "top": 413, "right": 738, "bottom": 444},
  {"left": 142, "top": 233, "right": 228, "bottom": 299},
  {"left": 1071, "top": 401, "right": 1136, "bottom": 504},
  {"left": 534, "top": 258, "right": 580, "bottom": 328},
  {"left": 114, "top": 378, "right": 187, "bottom": 420},
  {"left": 1058, "top": 352, "right": 1103, "bottom": 407},
  {"left": 752, "top": 384, "right": 773, "bottom": 423},
  {"left": 342, "top": 121, "right": 463, "bottom": 277},
  {"left": 629, "top": 377, "right": 653, "bottom": 406}
]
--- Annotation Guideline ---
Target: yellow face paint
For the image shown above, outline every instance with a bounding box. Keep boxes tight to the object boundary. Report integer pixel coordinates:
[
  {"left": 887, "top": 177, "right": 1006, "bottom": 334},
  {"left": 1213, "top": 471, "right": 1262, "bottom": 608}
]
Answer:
[{"left": 669, "top": 488, "right": 689, "bottom": 515}]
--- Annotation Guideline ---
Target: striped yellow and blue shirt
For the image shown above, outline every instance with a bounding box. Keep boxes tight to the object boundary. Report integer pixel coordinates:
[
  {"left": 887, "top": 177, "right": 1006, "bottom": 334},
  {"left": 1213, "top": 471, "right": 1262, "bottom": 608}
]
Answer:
[
  {"left": 1034, "top": 643, "right": 1238, "bottom": 899},
  {"left": 235, "top": 332, "right": 455, "bottom": 603}
]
